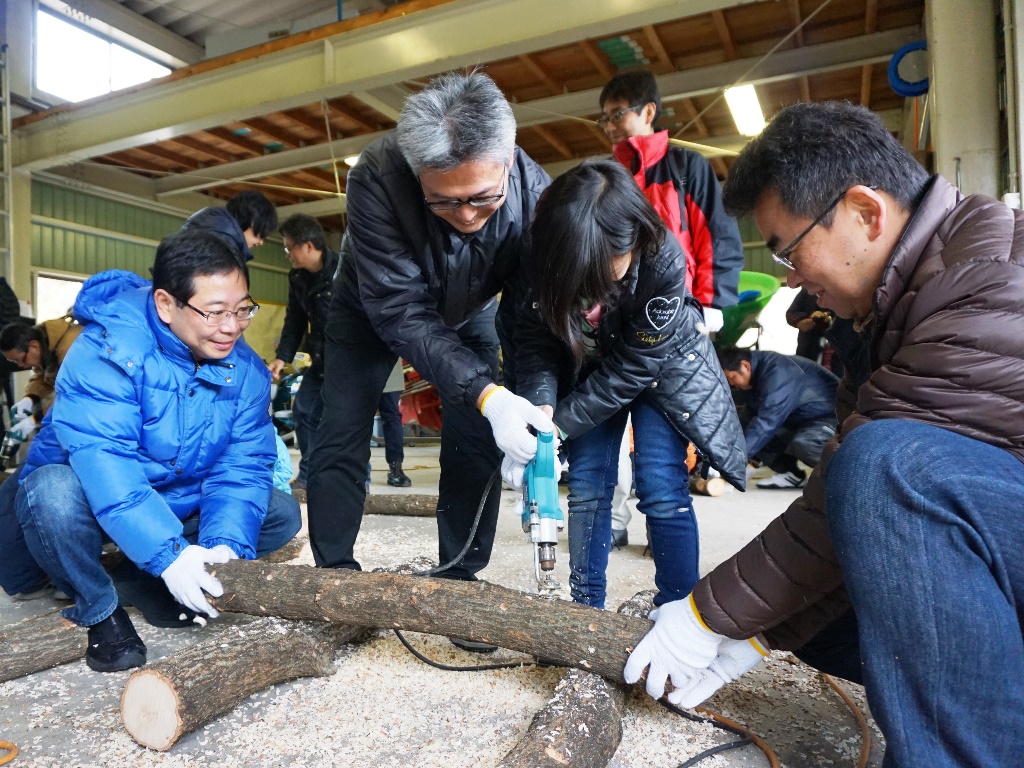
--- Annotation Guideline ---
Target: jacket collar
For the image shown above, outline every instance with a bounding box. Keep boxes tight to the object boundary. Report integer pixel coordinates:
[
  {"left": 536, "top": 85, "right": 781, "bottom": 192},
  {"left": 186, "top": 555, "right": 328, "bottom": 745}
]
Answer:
[
  {"left": 613, "top": 130, "right": 670, "bottom": 172},
  {"left": 872, "top": 175, "right": 960, "bottom": 325}
]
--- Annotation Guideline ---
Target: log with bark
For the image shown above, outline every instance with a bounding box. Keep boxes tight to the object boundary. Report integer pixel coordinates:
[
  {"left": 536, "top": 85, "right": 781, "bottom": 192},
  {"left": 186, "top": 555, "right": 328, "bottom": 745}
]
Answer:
[
  {"left": 690, "top": 475, "right": 727, "bottom": 497},
  {"left": 363, "top": 494, "right": 438, "bottom": 516},
  {"left": 494, "top": 592, "right": 654, "bottom": 768},
  {"left": 211, "top": 560, "right": 653, "bottom": 683},
  {"left": 120, "top": 618, "right": 364, "bottom": 750},
  {"left": 0, "top": 609, "right": 87, "bottom": 683}
]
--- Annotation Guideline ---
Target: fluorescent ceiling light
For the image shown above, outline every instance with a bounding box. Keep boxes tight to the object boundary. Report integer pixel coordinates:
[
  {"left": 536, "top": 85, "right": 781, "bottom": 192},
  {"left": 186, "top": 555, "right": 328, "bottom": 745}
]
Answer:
[
  {"left": 343, "top": 155, "right": 361, "bottom": 167},
  {"left": 724, "top": 84, "right": 766, "bottom": 137}
]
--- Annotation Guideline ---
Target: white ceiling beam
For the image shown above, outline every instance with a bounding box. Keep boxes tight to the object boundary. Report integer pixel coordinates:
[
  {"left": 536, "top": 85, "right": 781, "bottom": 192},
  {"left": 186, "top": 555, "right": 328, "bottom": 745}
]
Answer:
[
  {"left": 277, "top": 195, "right": 348, "bottom": 218},
  {"left": 37, "top": 163, "right": 217, "bottom": 216},
  {"left": 41, "top": 0, "right": 204, "bottom": 67},
  {"left": 513, "top": 25, "right": 922, "bottom": 126},
  {"left": 154, "top": 131, "right": 389, "bottom": 197},
  {"left": 351, "top": 84, "right": 415, "bottom": 120},
  {"left": 14, "top": 0, "right": 758, "bottom": 171},
  {"left": 150, "top": 28, "right": 918, "bottom": 196}
]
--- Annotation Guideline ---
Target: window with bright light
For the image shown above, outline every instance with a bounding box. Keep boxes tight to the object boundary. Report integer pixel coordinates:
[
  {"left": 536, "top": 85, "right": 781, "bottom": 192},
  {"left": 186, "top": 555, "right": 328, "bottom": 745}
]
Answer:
[{"left": 35, "top": 11, "right": 170, "bottom": 103}]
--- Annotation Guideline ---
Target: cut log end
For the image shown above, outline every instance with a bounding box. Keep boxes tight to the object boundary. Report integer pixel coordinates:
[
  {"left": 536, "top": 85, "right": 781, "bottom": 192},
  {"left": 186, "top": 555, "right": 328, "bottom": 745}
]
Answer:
[
  {"left": 121, "top": 670, "right": 182, "bottom": 751},
  {"left": 690, "top": 476, "right": 727, "bottom": 497}
]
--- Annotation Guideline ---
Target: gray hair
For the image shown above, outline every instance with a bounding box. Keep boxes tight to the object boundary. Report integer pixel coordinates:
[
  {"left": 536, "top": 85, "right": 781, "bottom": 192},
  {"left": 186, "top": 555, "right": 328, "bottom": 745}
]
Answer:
[{"left": 396, "top": 70, "right": 516, "bottom": 175}]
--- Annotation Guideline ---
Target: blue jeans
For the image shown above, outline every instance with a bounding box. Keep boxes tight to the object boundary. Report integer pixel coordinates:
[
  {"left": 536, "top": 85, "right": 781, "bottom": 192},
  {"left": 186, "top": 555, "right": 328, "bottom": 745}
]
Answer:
[
  {"left": 0, "top": 467, "right": 48, "bottom": 595},
  {"left": 292, "top": 368, "right": 323, "bottom": 484},
  {"left": 826, "top": 420, "right": 1024, "bottom": 768},
  {"left": 15, "top": 464, "right": 301, "bottom": 627},
  {"left": 566, "top": 397, "right": 698, "bottom": 609}
]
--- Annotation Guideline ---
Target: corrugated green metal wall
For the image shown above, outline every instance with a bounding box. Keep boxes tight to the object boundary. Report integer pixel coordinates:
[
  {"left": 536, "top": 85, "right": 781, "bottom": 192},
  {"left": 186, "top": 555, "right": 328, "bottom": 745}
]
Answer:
[
  {"left": 31, "top": 181, "right": 291, "bottom": 304},
  {"left": 735, "top": 215, "right": 785, "bottom": 279}
]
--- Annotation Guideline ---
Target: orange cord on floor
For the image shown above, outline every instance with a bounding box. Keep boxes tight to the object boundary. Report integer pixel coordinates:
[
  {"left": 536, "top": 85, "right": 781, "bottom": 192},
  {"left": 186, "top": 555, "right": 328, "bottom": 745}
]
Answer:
[
  {"left": 0, "top": 740, "right": 18, "bottom": 766},
  {"left": 695, "top": 707, "right": 781, "bottom": 768},
  {"left": 822, "top": 674, "right": 872, "bottom": 768}
]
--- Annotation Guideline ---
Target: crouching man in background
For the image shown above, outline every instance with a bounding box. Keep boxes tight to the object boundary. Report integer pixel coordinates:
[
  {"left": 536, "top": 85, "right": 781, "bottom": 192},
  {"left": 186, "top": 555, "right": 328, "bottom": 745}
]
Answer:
[{"left": 15, "top": 230, "right": 301, "bottom": 672}]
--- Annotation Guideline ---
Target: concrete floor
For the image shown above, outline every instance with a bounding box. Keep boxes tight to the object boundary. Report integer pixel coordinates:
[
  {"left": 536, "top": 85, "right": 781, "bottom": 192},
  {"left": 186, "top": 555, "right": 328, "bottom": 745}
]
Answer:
[{"left": 0, "top": 443, "right": 882, "bottom": 767}]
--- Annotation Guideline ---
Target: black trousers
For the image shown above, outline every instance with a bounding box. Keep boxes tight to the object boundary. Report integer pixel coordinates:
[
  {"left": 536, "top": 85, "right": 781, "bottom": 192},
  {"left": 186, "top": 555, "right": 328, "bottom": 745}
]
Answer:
[{"left": 307, "top": 302, "right": 502, "bottom": 580}]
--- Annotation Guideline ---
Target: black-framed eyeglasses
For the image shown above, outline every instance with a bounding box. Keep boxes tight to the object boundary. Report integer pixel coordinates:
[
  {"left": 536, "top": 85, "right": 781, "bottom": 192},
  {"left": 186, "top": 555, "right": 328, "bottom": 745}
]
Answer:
[
  {"left": 771, "top": 186, "right": 877, "bottom": 270},
  {"left": 423, "top": 164, "right": 507, "bottom": 211},
  {"left": 4, "top": 350, "right": 27, "bottom": 368},
  {"left": 597, "top": 104, "right": 644, "bottom": 128},
  {"left": 178, "top": 298, "right": 260, "bottom": 326}
]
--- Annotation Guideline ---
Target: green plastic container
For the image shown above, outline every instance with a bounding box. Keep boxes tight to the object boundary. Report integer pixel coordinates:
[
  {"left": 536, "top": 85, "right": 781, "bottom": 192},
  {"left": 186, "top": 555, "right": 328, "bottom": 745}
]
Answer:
[{"left": 716, "top": 271, "right": 782, "bottom": 347}]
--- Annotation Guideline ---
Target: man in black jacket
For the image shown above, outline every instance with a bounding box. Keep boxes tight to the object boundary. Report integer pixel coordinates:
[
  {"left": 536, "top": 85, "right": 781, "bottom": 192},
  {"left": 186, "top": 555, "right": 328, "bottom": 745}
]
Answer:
[
  {"left": 267, "top": 214, "right": 340, "bottom": 494},
  {"left": 181, "top": 190, "right": 278, "bottom": 263},
  {"left": 307, "top": 72, "right": 553, "bottom": 643}
]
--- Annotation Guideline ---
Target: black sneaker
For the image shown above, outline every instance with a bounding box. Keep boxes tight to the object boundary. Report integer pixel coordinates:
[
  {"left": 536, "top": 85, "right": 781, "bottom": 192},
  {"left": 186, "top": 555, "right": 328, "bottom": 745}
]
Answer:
[
  {"left": 110, "top": 559, "right": 199, "bottom": 628},
  {"left": 387, "top": 461, "right": 412, "bottom": 487},
  {"left": 611, "top": 528, "right": 629, "bottom": 549},
  {"left": 86, "top": 607, "right": 147, "bottom": 673},
  {"left": 449, "top": 637, "right": 498, "bottom": 654}
]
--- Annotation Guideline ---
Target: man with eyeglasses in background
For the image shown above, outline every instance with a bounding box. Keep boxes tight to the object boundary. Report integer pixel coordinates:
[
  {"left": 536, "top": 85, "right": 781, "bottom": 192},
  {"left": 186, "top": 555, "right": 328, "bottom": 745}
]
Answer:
[
  {"left": 598, "top": 70, "right": 744, "bottom": 333},
  {"left": 624, "top": 101, "right": 1024, "bottom": 767},
  {"left": 598, "top": 70, "right": 746, "bottom": 547},
  {"left": 306, "top": 71, "right": 552, "bottom": 652},
  {"left": 13, "top": 230, "right": 301, "bottom": 672}
]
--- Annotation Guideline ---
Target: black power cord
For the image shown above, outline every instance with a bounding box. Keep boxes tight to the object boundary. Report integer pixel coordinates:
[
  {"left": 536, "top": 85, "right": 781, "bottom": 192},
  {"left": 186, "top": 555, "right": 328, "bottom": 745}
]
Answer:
[
  {"left": 394, "top": 469, "right": 768, "bottom": 766},
  {"left": 659, "top": 700, "right": 754, "bottom": 767},
  {"left": 396, "top": 469, "right": 555, "bottom": 672}
]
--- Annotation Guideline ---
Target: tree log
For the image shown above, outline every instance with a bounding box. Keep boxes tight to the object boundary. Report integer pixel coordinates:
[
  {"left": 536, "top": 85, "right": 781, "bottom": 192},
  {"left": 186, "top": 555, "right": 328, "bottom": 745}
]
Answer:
[
  {"left": 211, "top": 560, "right": 652, "bottom": 683},
  {"left": 120, "top": 618, "right": 363, "bottom": 751},
  {"left": 364, "top": 494, "right": 438, "bottom": 516},
  {"left": 495, "top": 592, "right": 653, "bottom": 768},
  {"left": 690, "top": 475, "right": 727, "bottom": 497},
  {"left": 0, "top": 610, "right": 87, "bottom": 683}
]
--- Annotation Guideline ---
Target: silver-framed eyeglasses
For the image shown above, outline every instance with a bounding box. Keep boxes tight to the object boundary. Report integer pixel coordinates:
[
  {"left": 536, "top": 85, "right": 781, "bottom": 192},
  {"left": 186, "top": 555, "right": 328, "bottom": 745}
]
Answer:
[
  {"left": 771, "top": 186, "right": 876, "bottom": 270},
  {"left": 178, "top": 298, "right": 260, "bottom": 326},
  {"left": 596, "top": 104, "right": 644, "bottom": 128},
  {"left": 423, "top": 164, "right": 507, "bottom": 211}
]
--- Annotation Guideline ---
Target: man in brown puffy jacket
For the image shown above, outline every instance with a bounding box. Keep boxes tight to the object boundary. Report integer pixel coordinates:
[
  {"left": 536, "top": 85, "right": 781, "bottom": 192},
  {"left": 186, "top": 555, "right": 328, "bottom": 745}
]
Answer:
[{"left": 623, "top": 101, "right": 1024, "bottom": 767}]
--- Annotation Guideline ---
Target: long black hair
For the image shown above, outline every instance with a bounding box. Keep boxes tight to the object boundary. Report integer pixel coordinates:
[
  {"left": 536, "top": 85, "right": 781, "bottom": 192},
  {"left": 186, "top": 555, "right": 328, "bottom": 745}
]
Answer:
[{"left": 531, "top": 159, "right": 665, "bottom": 362}]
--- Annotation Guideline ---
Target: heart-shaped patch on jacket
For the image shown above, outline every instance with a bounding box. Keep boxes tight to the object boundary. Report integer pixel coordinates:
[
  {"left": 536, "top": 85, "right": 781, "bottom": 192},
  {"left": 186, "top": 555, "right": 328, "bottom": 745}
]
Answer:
[{"left": 646, "top": 296, "right": 681, "bottom": 330}]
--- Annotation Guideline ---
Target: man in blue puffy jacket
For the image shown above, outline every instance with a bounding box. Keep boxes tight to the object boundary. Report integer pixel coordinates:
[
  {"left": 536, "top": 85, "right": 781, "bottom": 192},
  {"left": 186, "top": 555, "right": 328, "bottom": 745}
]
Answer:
[
  {"left": 14, "top": 230, "right": 301, "bottom": 673},
  {"left": 717, "top": 347, "right": 838, "bottom": 489}
]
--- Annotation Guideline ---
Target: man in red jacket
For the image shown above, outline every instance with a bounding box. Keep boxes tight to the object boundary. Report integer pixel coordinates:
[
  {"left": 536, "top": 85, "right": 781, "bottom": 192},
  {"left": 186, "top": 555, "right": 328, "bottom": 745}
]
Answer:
[{"left": 598, "top": 70, "right": 744, "bottom": 332}]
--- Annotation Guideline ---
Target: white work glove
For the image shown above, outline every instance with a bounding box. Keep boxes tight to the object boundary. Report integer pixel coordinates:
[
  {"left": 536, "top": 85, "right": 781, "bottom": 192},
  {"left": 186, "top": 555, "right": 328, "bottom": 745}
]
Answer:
[
  {"left": 159, "top": 544, "right": 236, "bottom": 618},
  {"left": 11, "top": 397, "right": 34, "bottom": 422},
  {"left": 702, "top": 306, "right": 724, "bottom": 334},
  {"left": 8, "top": 416, "right": 38, "bottom": 442},
  {"left": 480, "top": 387, "right": 554, "bottom": 464},
  {"left": 666, "top": 636, "right": 769, "bottom": 708},
  {"left": 623, "top": 594, "right": 726, "bottom": 701},
  {"left": 502, "top": 454, "right": 527, "bottom": 491}
]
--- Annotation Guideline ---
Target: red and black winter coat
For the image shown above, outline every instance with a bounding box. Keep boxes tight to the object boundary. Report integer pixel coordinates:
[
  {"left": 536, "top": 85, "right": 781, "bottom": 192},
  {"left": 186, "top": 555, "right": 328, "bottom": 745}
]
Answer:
[{"left": 613, "top": 131, "right": 744, "bottom": 310}]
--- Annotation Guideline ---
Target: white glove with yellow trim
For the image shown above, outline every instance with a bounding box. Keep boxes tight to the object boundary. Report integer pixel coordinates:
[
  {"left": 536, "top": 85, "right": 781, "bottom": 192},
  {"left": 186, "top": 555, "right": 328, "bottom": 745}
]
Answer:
[
  {"left": 665, "top": 636, "right": 769, "bottom": 707},
  {"left": 623, "top": 594, "right": 725, "bottom": 701}
]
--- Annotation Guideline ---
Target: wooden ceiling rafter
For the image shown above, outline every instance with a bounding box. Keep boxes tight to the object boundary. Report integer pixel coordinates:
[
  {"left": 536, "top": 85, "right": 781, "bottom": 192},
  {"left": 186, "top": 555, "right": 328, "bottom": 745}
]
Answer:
[
  {"left": 579, "top": 39, "right": 615, "bottom": 80},
  {"left": 518, "top": 54, "right": 564, "bottom": 96},
  {"left": 861, "top": 0, "right": 880, "bottom": 106},
  {"left": 531, "top": 124, "right": 574, "bottom": 160},
  {"left": 204, "top": 126, "right": 268, "bottom": 157},
  {"left": 786, "top": 0, "right": 813, "bottom": 102},
  {"left": 168, "top": 135, "right": 238, "bottom": 163},
  {"left": 281, "top": 108, "right": 332, "bottom": 141},
  {"left": 239, "top": 117, "right": 306, "bottom": 150},
  {"left": 325, "top": 100, "right": 376, "bottom": 134},
  {"left": 134, "top": 143, "right": 201, "bottom": 171},
  {"left": 642, "top": 25, "right": 674, "bottom": 73},
  {"left": 711, "top": 10, "right": 738, "bottom": 61}
]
